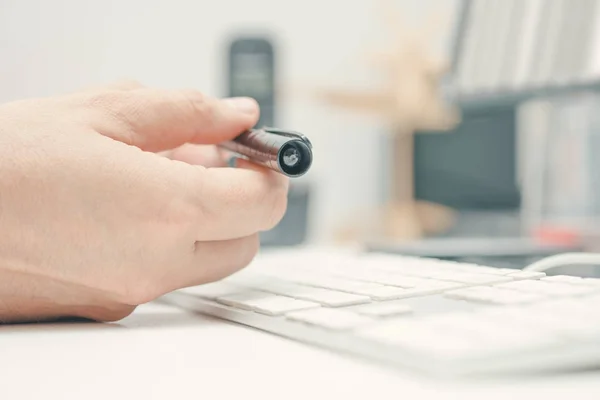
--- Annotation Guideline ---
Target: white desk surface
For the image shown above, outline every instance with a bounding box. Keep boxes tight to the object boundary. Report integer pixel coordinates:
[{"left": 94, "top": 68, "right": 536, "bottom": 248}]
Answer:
[{"left": 1, "top": 302, "right": 599, "bottom": 400}]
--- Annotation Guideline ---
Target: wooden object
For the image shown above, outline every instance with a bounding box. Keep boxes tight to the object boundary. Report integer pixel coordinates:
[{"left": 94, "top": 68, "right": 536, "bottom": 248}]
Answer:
[{"left": 315, "top": 0, "right": 461, "bottom": 242}]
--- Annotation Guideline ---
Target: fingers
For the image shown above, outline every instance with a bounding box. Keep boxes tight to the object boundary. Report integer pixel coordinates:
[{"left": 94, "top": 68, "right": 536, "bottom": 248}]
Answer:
[
  {"left": 152, "top": 148, "right": 288, "bottom": 242},
  {"left": 192, "top": 161, "right": 289, "bottom": 241},
  {"left": 163, "top": 144, "right": 229, "bottom": 168},
  {"left": 166, "top": 234, "right": 261, "bottom": 292},
  {"left": 81, "top": 88, "right": 260, "bottom": 152},
  {"left": 126, "top": 140, "right": 288, "bottom": 242},
  {"left": 125, "top": 149, "right": 284, "bottom": 297}
]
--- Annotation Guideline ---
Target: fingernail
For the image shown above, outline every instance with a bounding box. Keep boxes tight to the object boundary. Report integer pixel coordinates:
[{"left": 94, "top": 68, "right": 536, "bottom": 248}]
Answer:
[{"left": 224, "top": 97, "right": 258, "bottom": 115}]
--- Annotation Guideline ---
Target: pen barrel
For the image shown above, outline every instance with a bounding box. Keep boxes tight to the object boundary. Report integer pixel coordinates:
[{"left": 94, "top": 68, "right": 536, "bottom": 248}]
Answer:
[{"left": 220, "top": 129, "right": 313, "bottom": 177}]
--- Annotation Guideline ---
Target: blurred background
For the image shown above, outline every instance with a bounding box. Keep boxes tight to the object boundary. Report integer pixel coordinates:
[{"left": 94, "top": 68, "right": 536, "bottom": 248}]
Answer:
[{"left": 3, "top": 0, "right": 600, "bottom": 271}]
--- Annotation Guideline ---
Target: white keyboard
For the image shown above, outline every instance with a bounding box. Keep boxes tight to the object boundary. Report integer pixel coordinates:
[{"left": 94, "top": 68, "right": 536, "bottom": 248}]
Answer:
[{"left": 160, "top": 247, "right": 600, "bottom": 377}]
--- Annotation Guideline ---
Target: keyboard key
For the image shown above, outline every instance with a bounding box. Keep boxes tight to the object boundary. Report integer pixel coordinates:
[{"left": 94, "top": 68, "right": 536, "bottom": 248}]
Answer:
[
  {"left": 445, "top": 286, "right": 545, "bottom": 304},
  {"left": 348, "top": 285, "right": 409, "bottom": 301},
  {"left": 266, "top": 284, "right": 371, "bottom": 307},
  {"left": 286, "top": 308, "right": 373, "bottom": 330},
  {"left": 447, "top": 264, "right": 518, "bottom": 276},
  {"left": 334, "top": 268, "right": 410, "bottom": 286},
  {"left": 378, "top": 262, "right": 515, "bottom": 281},
  {"left": 393, "top": 267, "right": 452, "bottom": 279},
  {"left": 474, "top": 267, "right": 521, "bottom": 276},
  {"left": 216, "top": 292, "right": 320, "bottom": 316},
  {"left": 353, "top": 302, "right": 413, "bottom": 317},
  {"left": 414, "top": 280, "right": 468, "bottom": 290},
  {"left": 357, "top": 271, "right": 465, "bottom": 291},
  {"left": 369, "top": 274, "right": 459, "bottom": 289},
  {"left": 361, "top": 261, "right": 443, "bottom": 278},
  {"left": 216, "top": 291, "right": 267, "bottom": 310},
  {"left": 390, "top": 285, "right": 460, "bottom": 299},
  {"left": 543, "top": 275, "right": 600, "bottom": 288},
  {"left": 433, "top": 272, "right": 514, "bottom": 285},
  {"left": 508, "top": 271, "right": 546, "bottom": 280},
  {"left": 179, "top": 282, "right": 243, "bottom": 300},
  {"left": 542, "top": 275, "right": 585, "bottom": 285},
  {"left": 226, "top": 275, "right": 372, "bottom": 307},
  {"left": 284, "top": 275, "right": 408, "bottom": 301},
  {"left": 495, "top": 280, "right": 598, "bottom": 296}
]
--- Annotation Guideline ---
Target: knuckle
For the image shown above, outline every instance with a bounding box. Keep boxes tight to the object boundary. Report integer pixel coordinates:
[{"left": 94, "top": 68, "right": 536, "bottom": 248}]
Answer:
[
  {"left": 82, "top": 90, "right": 145, "bottom": 123},
  {"left": 83, "top": 90, "right": 126, "bottom": 110},
  {"left": 80, "top": 90, "right": 145, "bottom": 145},
  {"left": 80, "top": 90, "right": 132, "bottom": 121},
  {"left": 180, "top": 90, "right": 214, "bottom": 125}
]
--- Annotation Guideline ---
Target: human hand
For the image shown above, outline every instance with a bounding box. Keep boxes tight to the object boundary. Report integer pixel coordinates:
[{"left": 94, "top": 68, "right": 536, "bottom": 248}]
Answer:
[{"left": 0, "top": 81, "right": 289, "bottom": 323}]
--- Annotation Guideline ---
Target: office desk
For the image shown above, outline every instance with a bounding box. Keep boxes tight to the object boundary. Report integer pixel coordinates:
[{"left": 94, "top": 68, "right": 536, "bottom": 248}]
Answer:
[{"left": 1, "top": 302, "right": 599, "bottom": 400}]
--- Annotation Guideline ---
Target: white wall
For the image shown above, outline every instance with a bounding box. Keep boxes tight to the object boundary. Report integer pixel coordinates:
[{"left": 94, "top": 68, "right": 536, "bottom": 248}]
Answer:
[{"left": 0, "top": 0, "right": 458, "bottom": 243}]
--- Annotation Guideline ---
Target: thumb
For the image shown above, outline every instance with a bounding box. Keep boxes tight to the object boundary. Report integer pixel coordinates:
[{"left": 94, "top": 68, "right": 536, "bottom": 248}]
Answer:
[{"left": 80, "top": 88, "right": 260, "bottom": 152}]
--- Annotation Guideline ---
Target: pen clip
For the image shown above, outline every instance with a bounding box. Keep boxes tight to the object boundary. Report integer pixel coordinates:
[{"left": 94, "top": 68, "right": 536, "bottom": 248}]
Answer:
[{"left": 262, "top": 127, "right": 313, "bottom": 148}]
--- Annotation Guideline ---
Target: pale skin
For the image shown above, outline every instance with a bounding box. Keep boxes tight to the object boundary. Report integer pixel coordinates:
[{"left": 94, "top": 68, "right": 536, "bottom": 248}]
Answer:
[{"left": 0, "top": 80, "right": 289, "bottom": 323}]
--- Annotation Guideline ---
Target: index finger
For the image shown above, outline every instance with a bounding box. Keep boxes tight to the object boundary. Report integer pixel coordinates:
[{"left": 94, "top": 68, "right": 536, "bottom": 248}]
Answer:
[{"left": 78, "top": 88, "right": 260, "bottom": 152}]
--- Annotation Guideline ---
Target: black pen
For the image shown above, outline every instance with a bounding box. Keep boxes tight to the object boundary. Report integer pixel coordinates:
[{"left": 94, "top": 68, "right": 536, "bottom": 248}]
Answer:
[{"left": 219, "top": 127, "right": 313, "bottom": 177}]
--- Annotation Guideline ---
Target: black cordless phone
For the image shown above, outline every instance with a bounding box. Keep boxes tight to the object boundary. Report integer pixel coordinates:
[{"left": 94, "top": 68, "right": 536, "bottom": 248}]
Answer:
[
  {"left": 225, "top": 36, "right": 309, "bottom": 246},
  {"left": 227, "top": 37, "right": 276, "bottom": 128}
]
